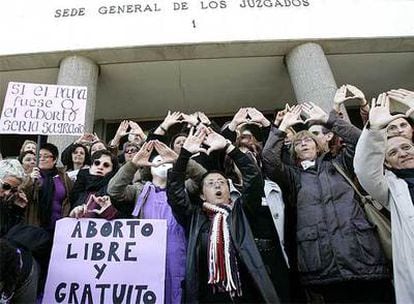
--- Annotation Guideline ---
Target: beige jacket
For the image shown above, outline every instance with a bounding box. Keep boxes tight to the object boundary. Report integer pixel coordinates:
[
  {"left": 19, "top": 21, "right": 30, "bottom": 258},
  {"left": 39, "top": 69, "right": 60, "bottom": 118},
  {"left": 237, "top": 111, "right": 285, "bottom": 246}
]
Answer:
[{"left": 354, "top": 127, "right": 414, "bottom": 304}]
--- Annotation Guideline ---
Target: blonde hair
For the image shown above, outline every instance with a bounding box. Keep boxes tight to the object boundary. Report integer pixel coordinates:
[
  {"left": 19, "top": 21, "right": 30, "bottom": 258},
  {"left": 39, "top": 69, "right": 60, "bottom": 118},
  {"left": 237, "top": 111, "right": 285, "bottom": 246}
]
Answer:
[
  {"left": 19, "top": 140, "right": 37, "bottom": 154},
  {"left": 290, "top": 130, "right": 324, "bottom": 160}
]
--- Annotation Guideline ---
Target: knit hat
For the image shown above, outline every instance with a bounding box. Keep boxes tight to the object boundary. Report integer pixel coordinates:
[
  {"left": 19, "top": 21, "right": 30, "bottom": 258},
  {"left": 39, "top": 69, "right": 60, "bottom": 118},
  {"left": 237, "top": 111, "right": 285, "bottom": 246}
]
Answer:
[{"left": 0, "top": 159, "right": 25, "bottom": 180}]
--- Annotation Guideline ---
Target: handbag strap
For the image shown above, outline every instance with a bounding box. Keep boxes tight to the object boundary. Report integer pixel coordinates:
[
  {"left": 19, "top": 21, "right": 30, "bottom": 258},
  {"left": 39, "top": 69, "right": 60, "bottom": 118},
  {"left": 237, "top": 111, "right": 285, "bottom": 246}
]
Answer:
[{"left": 332, "top": 162, "right": 367, "bottom": 205}]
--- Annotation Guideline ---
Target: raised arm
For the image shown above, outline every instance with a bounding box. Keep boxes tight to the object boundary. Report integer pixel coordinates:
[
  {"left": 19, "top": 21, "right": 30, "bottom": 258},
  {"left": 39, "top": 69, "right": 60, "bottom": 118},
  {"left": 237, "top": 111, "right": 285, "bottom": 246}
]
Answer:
[
  {"left": 355, "top": 93, "right": 410, "bottom": 208},
  {"left": 107, "top": 142, "right": 154, "bottom": 202},
  {"left": 262, "top": 105, "right": 301, "bottom": 190},
  {"left": 302, "top": 101, "right": 361, "bottom": 172},
  {"left": 167, "top": 128, "right": 206, "bottom": 226},
  {"left": 354, "top": 128, "right": 389, "bottom": 208}
]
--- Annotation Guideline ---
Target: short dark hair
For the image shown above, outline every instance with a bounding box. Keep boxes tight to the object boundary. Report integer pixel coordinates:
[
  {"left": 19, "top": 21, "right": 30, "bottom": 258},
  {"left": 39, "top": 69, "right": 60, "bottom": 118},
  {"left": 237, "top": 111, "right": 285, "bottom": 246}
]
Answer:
[
  {"left": 170, "top": 133, "right": 188, "bottom": 149},
  {"left": 40, "top": 143, "right": 59, "bottom": 160},
  {"left": 66, "top": 143, "right": 91, "bottom": 171},
  {"left": 199, "top": 170, "right": 229, "bottom": 194},
  {"left": 91, "top": 149, "right": 119, "bottom": 173}
]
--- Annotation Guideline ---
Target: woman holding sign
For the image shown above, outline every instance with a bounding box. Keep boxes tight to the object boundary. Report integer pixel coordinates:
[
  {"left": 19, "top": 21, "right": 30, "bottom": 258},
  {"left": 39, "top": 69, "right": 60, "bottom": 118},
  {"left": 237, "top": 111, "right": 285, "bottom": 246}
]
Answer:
[
  {"left": 68, "top": 150, "right": 119, "bottom": 219},
  {"left": 24, "top": 143, "right": 72, "bottom": 232},
  {"left": 107, "top": 140, "right": 206, "bottom": 304}
]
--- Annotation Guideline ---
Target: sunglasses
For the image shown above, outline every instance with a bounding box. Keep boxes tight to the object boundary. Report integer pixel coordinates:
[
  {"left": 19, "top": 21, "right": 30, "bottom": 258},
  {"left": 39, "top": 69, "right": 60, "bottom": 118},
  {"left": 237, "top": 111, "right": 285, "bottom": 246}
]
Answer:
[
  {"left": 93, "top": 160, "right": 112, "bottom": 168},
  {"left": 0, "top": 181, "right": 19, "bottom": 193},
  {"left": 125, "top": 148, "right": 138, "bottom": 154}
]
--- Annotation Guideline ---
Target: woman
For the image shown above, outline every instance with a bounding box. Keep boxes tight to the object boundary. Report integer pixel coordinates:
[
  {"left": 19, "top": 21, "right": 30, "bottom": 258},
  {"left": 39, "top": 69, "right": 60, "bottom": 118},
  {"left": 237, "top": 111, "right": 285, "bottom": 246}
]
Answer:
[
  {"left": 18, "top": 151, "right": 36, "bottom": 177},
  {"left": 64, "top": 143, "right": 91, "bottom": 182},
  {"left": 262, "top": 104, "right": 391, "bottom": 303},
  {"left": 0, "top": 160, "right": 27, "bottom": 237},
  {"left": 19, "top": 140, "right": 36, "bottom": 155},
  {"left": 170, "top": 133, "right": 187, "bottom": 154},
  {"left": 24, "top": 143, "right": 72, "bottom": 232},
  {"left": 108, "top": 140, "right": 205, "bottom": 304},
  {"left": 69, "top": 150, "right": 119, "bottom": 219}
]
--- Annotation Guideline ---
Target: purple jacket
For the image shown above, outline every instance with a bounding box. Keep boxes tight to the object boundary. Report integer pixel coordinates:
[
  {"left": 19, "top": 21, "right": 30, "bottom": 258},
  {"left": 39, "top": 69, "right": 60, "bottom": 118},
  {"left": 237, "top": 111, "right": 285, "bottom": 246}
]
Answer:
[{"left": 133, "top": 182, "right": 187, "bottom": 304}]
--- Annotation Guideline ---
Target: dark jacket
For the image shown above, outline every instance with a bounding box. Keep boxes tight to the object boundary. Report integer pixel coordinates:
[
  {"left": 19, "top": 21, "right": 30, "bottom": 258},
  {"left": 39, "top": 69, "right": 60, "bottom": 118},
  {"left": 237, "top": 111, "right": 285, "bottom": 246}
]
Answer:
[
  {"left": 262, "top": 111, "right": 389, "bottom": 286},
  {"left": 23, "top": 168, "right": 73, "bottom": 228},
  {"left": 167, "top": 147, "right": 280, "bottom": 303}
]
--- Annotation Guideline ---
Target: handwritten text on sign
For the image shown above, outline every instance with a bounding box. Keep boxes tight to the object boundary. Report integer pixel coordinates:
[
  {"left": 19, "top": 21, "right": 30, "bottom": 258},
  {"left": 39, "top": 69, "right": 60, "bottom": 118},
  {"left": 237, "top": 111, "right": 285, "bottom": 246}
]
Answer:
[
  {"left": 43, "top": 218, "right": 167, "bottom": 304},
  {"left": 0, "top": 82, "right": 87, "bottom": 135}
]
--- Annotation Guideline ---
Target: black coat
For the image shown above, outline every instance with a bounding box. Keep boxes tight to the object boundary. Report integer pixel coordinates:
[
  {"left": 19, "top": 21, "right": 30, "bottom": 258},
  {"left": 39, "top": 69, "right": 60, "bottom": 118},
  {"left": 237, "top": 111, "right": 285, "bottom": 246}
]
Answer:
[
  {"left": 167, "top": 147, "right": 280, "bottom": 303},
  {"left": 262, "top": 112, "right": 389, "bottom": 286}
]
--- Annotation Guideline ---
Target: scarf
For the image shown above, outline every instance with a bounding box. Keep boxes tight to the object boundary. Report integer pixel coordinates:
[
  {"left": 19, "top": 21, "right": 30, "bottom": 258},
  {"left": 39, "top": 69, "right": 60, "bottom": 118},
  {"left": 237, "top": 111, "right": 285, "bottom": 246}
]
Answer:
[
  {"left": 391, "top": 168, "right": 414, "bottom": 204},
  {"left": 72, "top": 171, "right": 115, "bottom": 208},
  {"left": 202, "top": 202, "right": 242, "bottom": 298},
  {"left": 38, "top": 167, "right": 58, "bottom": 227}
]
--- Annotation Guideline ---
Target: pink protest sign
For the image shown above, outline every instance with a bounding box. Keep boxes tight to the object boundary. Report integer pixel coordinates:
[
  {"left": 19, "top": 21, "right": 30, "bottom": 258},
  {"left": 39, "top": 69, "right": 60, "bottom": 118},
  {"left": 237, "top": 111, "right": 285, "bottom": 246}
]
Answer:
[{"left": 43, "top": 218, "right": 167, "bottom": 304}]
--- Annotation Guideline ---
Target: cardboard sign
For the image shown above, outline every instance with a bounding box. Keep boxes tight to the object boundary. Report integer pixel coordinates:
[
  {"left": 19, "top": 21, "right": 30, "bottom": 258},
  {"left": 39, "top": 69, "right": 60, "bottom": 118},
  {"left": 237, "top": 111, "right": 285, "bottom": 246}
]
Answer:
[
  {"left": 43, "top": 218, "right": 167, "bottom": 304},
  {"left": 0, "top": 82, "right": 87, "bottom": 135}
]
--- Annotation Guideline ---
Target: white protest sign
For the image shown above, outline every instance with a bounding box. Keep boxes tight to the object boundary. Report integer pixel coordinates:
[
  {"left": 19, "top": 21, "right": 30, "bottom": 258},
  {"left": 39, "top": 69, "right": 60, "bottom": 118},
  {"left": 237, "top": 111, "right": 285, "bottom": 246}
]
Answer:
[
  {"left": 43, "top": 218, "right": 167, "bottom": 304},
  {"left": 0, "top": 82, "right": 87, "bottom": 136}
]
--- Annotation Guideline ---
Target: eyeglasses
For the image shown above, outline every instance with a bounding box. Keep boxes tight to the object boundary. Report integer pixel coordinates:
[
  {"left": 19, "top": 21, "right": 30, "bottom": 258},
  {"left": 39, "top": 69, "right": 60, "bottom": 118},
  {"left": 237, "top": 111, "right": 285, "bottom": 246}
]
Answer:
[
  {"left": 93, "top": 160, "right": 112, "bottom": 168},
  {"left": 204, "top": 180, "right": 227, "bottom": 188},
  {"left": 39, "top": 154, "right": 54, "bottom": 159},
  {"left": 0, "top": 180, "right": 19, "bottom": 193},
  {"left": 125, "top": 148, "right": 138, "bottom": 154}
]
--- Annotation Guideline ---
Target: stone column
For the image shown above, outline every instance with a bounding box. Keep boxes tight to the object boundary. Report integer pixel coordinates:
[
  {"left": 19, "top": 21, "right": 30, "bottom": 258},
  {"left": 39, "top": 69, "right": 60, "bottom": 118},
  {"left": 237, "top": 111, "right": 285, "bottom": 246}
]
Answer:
[
  {"left": 286, "top": 42, "right": 348, "bottom": 120},
  {"left": 48, "top": 56, "right": 99, "bottom": 161}
]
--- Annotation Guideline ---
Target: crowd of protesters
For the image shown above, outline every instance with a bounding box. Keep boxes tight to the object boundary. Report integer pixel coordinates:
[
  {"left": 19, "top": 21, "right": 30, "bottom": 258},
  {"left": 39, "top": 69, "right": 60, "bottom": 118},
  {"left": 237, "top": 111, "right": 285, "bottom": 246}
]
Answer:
[{"left": 1, "top": 85, "right": 414, "bottom": 304}]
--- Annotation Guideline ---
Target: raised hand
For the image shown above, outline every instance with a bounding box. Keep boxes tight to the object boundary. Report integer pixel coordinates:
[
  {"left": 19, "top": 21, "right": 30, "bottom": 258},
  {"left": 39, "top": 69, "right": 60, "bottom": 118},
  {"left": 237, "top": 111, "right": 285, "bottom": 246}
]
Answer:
[
  {"left": 203, "top": 128, "right": 228, "bottom": 154},
  {"left": 76, "top": 132, "right": 96, "bottom": 145},
  {"left": 163, "top": 111, "right": 182, "bottom": 129},
  {"left": 132, "top": 141, "right": 155, "bottom": 167},
  {"left": 181, "top": 113, "right": 199, "bottom": 127},
  {"left": 182, "top": 127, "right": 207, "bottom": 154},
  {"left": 302, "top": 102, "right": 329, "bottom": 124},
  {"left": 128, "top": 121, "right": 146, "bottom": 141},
  {"left": 247, "top": 107, "right": 270, "bottom": 127},
  {"left": 228, "top": 108, "right": 249, "bottom": 131},
  {"left": 387, "top": 89, "right": 414, "bottom": 107},
  {"left": 369, "top": 93, "right": 407, "bottom": 129},
  {"left": 153, "top": 140, "right": 178, "bottom": 164},
  {"left": 196, "top": 112, "right": 211, "bottom": 126},
  {"left": 346, "top": 84, "right": 367, "bottom": 105},
  {"left": 274, "top": 103, "right": 291, "bottom": 126},
  {"left": 111, "top": 120, "right": 130, "bottom": 146},
  {"left": 334, "top": 85, "right": 354, "bottom": 104},
  {"left": 279, "top": 105, "right": 303, "bottom": 132}
]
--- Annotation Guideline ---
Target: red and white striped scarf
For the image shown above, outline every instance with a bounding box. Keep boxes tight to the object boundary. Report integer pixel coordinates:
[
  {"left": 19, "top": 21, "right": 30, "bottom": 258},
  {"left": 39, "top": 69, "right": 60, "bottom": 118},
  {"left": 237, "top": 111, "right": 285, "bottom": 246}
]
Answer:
[{"left": 202, "top": 202, "right": 242, "bottom": 298}]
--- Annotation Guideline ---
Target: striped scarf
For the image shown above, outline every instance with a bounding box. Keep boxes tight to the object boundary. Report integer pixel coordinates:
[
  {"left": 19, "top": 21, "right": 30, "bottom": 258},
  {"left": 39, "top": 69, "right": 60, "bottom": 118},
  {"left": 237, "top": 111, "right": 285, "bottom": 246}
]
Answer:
[{"left": 202, "top": 202, "right": 242, "bottom": 298}]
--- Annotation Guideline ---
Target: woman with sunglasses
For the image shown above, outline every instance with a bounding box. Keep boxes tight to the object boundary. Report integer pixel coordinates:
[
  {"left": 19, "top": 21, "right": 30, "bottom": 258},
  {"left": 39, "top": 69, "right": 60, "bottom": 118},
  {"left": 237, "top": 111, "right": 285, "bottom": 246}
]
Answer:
[
  {"left": 69, "top": 150, "right": 119, "bottom": 219},
  {"left": 0, "top": 159, "right": 28, "bottom": 237},
  {"left": 23, "top": 143, "right": 73, "bottom": 232}
]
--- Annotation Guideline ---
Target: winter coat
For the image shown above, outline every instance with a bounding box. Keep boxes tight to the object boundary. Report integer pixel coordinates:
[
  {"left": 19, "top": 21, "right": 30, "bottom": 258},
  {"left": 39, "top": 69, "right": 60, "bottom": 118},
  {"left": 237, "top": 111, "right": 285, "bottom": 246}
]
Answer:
[
  {"left": 108, "top": 160, "right": 207, "bottom": 304},
  {"left": 167, "top": 148, "right": 280, "bottom": 303},
  {"left": 262, "top": 112, "right": 388, "bottom": 286},
  {"left": 354, "top": 127, "right": 414, "bottom": 304},
  {"left": 23, "top": 168, "right": 72, "bottom": 228}
]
